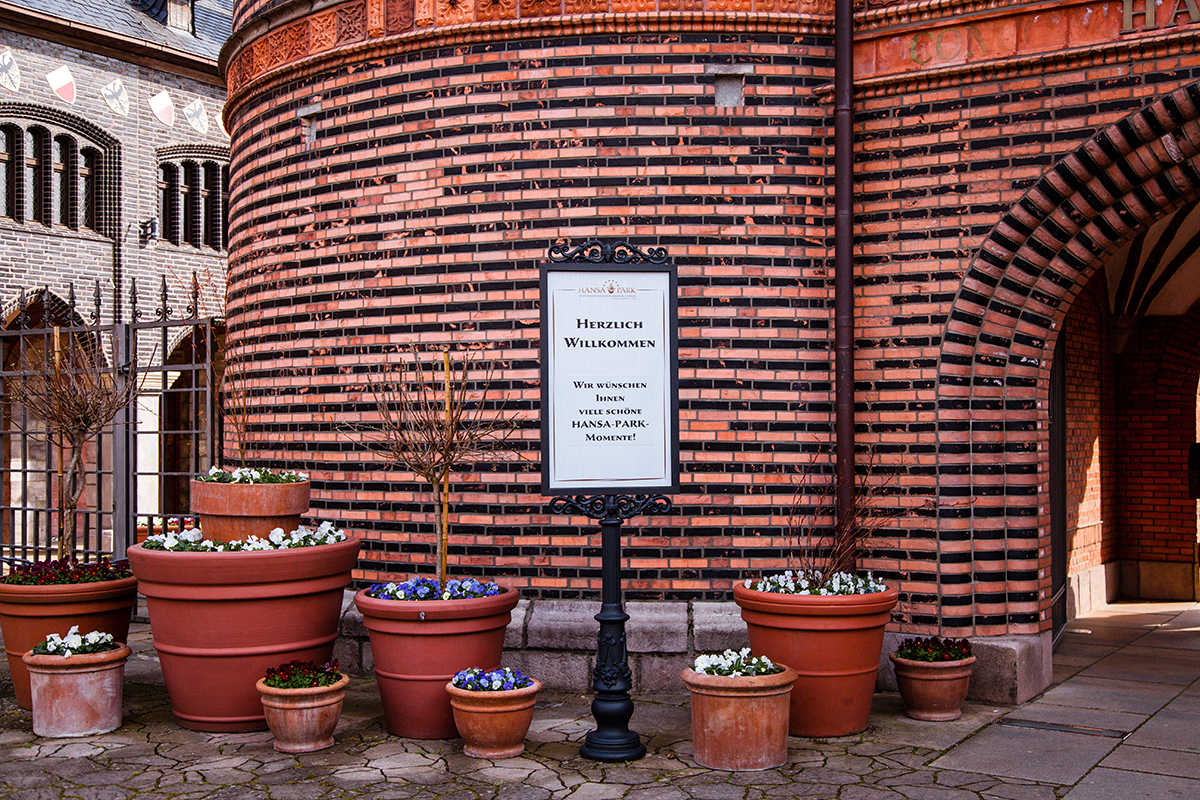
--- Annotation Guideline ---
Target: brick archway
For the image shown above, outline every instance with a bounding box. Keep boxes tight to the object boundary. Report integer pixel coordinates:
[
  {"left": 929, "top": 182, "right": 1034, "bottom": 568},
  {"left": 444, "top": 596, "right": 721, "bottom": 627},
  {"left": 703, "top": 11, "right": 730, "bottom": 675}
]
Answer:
[{"left": 934, "top": 82, "right": 1200, "bottom": 635}]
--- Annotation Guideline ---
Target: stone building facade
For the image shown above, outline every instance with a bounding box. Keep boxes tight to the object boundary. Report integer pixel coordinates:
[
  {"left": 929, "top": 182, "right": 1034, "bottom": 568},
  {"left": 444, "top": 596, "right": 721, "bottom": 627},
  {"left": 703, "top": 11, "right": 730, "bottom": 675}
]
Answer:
[
  {"left": 1, "top": 0, "right": 233, "bottom": 552},
  {"left": 1, "top": 0, "right": 232, "bottom": 323},
  {"left": 220, "top": 0, "right": 1200, "bottom": 700}
]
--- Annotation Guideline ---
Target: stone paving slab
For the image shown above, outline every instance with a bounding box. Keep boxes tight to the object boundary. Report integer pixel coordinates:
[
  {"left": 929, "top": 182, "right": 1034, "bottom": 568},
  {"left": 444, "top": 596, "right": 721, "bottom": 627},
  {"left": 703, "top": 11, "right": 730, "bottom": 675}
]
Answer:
[
  {"left": 1035, "top": 676, "right": 1182, "bottom": 715},
  {"left": 1061, "top": 767, "right": 1200, "bottom": 800},
  {"left": 929, "top": 724, "right": 1119, "bottom": 785},
  {"left": 1100, "top": 743, "right": 1200, "bottom": 781}
]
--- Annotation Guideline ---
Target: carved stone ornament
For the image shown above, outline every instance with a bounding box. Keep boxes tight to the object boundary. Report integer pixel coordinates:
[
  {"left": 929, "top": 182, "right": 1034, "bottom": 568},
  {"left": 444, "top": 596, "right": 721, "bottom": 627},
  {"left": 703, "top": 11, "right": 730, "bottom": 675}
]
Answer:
[
  {"left": 436, "top": 0, "right": 475, "bottom": 27},
  {"left": 416, "top": 0, "right": 434, "bottom": 28},
  {"left": 336, "top": 3, "right": 367, "bottom": 44},
  {"left": 476, "top": 0, "right": 517, "bottom": 22},
  {"left": 386, "top": 0, "right": 416, "bottom": 30},
  {"left": 368, "top": 0, "right": 387, "bottom": 35},
  {"left": 310, "top": 10, "right": 338, "bottom": 51}
]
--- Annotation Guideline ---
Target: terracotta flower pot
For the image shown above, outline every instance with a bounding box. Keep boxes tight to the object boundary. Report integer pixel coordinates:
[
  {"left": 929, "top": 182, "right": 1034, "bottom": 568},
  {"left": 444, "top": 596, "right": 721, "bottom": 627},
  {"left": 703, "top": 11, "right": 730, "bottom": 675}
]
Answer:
[
  {"left": 256, "top": 673, "right": 350, "bottom": 752},
  {"left": 0, "top": 577, "right": 138, "bottom": 710},
  {"left": 733, "top": 584, "right": 899, "bottom": 737},
  {"left": 890, "top": 653, "right": 976, "bottom": 721},
  {"left": 126, "top": 536, "right": 360, "bottom": 731},
  {"left": 354, "top": 586, "right": 520, "bottom": 739},
  {"left": 188, "top": 479, "right": 311, "bottom": 543},
  {"left": 22, "top": 643, "right": 132, "bottom": 737},
  {"left": 681, "top": 664, "right": 798, "bottom": 771},
  {"left": 446, "top": 678, "right": 542, "bottom": 758}
]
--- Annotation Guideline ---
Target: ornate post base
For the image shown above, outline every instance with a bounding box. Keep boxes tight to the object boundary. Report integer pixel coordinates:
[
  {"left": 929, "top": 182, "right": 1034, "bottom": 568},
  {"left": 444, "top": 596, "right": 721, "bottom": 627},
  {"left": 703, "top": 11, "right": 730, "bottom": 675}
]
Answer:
[{"left": 550, "top": 494, "right": 671, "bottom": 762}]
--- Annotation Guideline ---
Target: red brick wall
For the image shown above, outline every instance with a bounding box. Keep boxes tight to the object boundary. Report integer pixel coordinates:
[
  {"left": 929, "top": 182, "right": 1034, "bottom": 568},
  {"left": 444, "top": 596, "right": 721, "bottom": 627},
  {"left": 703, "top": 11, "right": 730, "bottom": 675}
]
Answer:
[
  {"left": 1116, "top": 309, "right": 1200, "bottom": 564},
  {"left": 1063, "top": 273, "right": 1116, "bottom": 575}
]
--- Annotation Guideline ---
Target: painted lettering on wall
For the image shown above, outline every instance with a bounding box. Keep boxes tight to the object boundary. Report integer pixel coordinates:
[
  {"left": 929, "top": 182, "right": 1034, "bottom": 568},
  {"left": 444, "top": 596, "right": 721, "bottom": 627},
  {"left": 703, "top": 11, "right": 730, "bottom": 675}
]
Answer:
[
  {"left": 1123, "top": 0, "right": 1200, "bottom": 32},
  {"left": 909, "top": 25, "right": 989, "bottom": 65}
]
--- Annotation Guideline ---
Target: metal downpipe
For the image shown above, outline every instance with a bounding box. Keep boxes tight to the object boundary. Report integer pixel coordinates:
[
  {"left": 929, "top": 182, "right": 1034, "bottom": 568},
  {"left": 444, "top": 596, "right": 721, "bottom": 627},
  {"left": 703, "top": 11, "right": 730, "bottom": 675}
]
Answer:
[{"left": 834, "top": 0, "right": 855, "bottom": 542}]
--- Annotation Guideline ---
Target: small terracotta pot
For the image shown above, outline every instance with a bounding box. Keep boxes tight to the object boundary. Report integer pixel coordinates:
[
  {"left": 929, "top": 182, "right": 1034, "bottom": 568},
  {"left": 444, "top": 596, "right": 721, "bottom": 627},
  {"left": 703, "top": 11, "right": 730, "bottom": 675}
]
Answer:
[
  {"left": 23, "top": 644, "right": 132, "bottom": 738},
  {"left": 354, "top": 586, "right": 520, "bottom": 739},
  {"left": 890, "top": 653, "right": 976, "bottom": 721},
  {"left": 0, "top": 577, "right": 138, "bottom": 710},
  {"left": 446, "top": 678, "right": 542, "bottom": 758},
  {"left": 256, "top": 673, "right": 350, "bottom": 752},
  {"left": 681, "top": 665, "right": 798, "bottom": 771},
  {"left": 189, "top": 479, "right": 311, "bottom": 542},
  {"left": 733, "top": 584, "right": 899, "bottom": 737}
]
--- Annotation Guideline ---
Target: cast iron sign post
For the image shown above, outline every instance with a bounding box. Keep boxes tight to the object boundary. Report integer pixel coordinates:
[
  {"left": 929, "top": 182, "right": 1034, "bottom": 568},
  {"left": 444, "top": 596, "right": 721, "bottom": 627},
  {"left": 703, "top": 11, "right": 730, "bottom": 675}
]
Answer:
[{"left": 541, "top": 240, "right": 679, "bottom": 762}]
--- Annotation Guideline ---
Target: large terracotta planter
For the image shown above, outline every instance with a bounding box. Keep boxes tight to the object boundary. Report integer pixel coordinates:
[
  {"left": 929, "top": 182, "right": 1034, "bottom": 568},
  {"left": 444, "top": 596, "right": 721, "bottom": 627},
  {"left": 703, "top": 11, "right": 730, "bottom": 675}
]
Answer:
[
  {"left": 890, "top": 653, "right": 976, "bottom": 721},
  {"left": 354, "top": 586, "right": 520, "bottom": 739},
  {"left": 126, "top": 536, "right": 360, "bottom": 731},
  {"left": 256, "top": 673, "right": 350, "bottom": 752},
  {"left": 733, "top": 584, "right": 899, "bottom": 737},
  {"left": 0, "top": 577, "right": 137, "bottom": 710},
  {"left": 23, "top": 643, "right": 132, "bottom": 737},
  {"left": 681, "top": 664, "right": 798, "bottom": 771},
  {"left": 447, "top": 678, "right": 542, "bottom": 758},
  {"left": 188, "top": 479, "right": 311, "bottom": 543}
]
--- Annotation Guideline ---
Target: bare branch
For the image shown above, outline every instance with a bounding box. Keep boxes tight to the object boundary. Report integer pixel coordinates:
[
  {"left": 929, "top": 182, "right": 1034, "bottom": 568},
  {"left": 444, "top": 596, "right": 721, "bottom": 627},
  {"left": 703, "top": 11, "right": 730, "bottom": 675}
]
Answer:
[
  {"left": 355, "top": 344, "right": 521, "bottom": 585},
  {"left": 8, "top": 329, "right": 142, "bottom": 559}
]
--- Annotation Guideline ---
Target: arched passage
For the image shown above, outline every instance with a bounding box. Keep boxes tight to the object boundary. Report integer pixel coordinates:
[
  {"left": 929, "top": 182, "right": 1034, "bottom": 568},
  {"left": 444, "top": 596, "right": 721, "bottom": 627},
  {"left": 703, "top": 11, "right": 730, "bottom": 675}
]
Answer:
[{"left": 936, "top": 82, "right": 1200, "bottom": 638}]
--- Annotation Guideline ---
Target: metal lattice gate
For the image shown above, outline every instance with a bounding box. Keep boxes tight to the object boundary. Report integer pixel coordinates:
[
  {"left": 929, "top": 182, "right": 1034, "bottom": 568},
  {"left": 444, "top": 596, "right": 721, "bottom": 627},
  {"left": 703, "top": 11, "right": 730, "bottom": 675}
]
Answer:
[{"left": 0, "top": 281, "right": 216, "bottom": 566}]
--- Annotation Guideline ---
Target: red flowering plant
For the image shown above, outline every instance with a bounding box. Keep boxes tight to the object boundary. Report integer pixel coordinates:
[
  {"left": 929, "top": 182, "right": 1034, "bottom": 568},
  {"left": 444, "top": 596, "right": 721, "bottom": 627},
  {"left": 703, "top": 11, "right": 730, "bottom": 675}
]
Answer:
[
  {"left": 893, "top": 636, "right": 972, "bottom": 662},
  {"left": 262, "top": 660, "right": 343, "bottom": 689},
  {"left": 1, "top": 557, "right": 132, "bottom": 586}
]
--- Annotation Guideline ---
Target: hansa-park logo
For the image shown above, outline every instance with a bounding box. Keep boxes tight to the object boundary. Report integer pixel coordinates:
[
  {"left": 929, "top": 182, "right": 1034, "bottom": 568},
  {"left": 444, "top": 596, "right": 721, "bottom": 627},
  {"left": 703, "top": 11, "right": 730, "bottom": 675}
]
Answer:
[{"left": 577, "top": 280, "right": 636, "bottom": 297}]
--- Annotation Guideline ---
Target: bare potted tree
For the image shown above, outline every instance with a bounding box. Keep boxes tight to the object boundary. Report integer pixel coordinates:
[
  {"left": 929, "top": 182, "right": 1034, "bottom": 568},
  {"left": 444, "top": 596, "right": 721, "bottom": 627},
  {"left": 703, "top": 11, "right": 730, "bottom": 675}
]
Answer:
[
  {"left": 353, "top": 344, "right": 521, "bottom": 739},
  {"left": 732, "top": 450, "right": 910, "bottom": 737},
  {"left": 0, "top": 330, "right": 140, "bottom": 710}
]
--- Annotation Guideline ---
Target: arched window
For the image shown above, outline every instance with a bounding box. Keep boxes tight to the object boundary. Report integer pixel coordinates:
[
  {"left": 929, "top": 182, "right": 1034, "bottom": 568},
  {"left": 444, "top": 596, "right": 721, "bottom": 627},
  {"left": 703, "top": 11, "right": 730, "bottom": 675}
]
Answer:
[
  {"left": 24, "top": 127, "right": 46, "bottom": 224},
  {"left": 0, "top": 119, "right": 111, "bottom": 235},
  {"left": 159, "top": 163, "right": 179, "bottom": 244},
  {"left": 0, "top": 126, "right": 13, "bottom": 220},
  {"left": 202, "top": 162, "right": 221, "bottom": 249},
  {"left": 80, "top": 147, "right": 99, "bottom": 231},
  {"left": 157, "top": 150, "right": 229, "bottom": 251},
  {"left": 181, "top": 161, "right": 199, "bottom": 246},
  {"left": 51, "top": 134, "right": 76, "bottom": 228}
]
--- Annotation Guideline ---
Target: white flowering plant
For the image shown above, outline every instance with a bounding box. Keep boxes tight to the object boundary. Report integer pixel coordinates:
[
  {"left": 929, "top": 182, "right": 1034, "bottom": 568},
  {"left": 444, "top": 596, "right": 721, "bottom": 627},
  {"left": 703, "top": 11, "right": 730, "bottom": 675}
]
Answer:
[
  {"left": 142, "top": 521, "right": 346, "bottom": 552},
  {"left": 196, "top": 466, "right": 308, "bottom": 484},
  {"left": 31, "top": 626, "right": 119, "bottom": 657},
  {"left": 745, "top": 569, "right": 887, "bottom": 596},
  {"left": 451, "top": 666, "right": 533, "bottom": 692},
  {"left": 692, "top": 648, "right": 783, "bottom": 677}
]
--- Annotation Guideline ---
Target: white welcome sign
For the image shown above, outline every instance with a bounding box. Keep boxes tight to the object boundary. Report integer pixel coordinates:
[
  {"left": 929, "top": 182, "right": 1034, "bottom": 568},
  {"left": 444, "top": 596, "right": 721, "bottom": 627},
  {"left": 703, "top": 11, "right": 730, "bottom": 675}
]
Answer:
[{"left": 541, "top": 259, "right": 678, "bottom": 494}]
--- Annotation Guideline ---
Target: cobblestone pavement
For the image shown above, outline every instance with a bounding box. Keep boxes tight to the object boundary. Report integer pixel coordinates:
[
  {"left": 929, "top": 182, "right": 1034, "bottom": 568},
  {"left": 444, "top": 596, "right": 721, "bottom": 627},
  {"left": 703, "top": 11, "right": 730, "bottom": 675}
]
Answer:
[{"left": 2, "top": 600, "right": 1198, "bottom": 800}]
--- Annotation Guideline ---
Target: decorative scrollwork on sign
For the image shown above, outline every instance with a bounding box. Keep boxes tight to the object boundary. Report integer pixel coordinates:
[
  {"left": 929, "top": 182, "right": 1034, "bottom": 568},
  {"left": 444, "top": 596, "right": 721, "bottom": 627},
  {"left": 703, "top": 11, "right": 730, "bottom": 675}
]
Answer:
[
  {"left": 550, "top": 494, "right": 673, "bottom": 522},
  {"left": 548, "top": 240, "right": 668, "bottom": 265}
]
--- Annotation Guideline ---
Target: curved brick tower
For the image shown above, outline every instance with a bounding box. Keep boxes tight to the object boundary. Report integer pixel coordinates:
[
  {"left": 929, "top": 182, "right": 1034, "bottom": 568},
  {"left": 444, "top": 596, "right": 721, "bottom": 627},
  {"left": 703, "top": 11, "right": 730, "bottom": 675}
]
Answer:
[{"left": 221, "top": 1, "right": 838, "bottom": 593}]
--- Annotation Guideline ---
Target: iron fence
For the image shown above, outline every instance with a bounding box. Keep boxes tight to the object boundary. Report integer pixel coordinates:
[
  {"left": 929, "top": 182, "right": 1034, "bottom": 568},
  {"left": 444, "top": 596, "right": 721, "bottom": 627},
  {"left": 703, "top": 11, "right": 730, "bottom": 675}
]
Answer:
[{"left": 0, "top": 279, "right": 216, "bottom": 566}]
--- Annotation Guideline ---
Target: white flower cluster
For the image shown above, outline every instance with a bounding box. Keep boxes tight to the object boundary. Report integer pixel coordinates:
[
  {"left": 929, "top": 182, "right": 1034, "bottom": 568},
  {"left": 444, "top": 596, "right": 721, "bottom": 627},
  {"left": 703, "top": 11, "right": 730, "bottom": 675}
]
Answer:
[
  {"left": 145, "top": 520, "right": 346, "bottom": 552},
  {"left": 204, "top": 466, "right": 309, "bottom": 484},
  {"left": 39, "top": 625, "right": 114, "bottom": 658},
  {"left": 744, "top": 569, "right": 887, "bottom": 596},
  {"left": 693, "top": 647, "right": 780, "bottom": 677}
]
